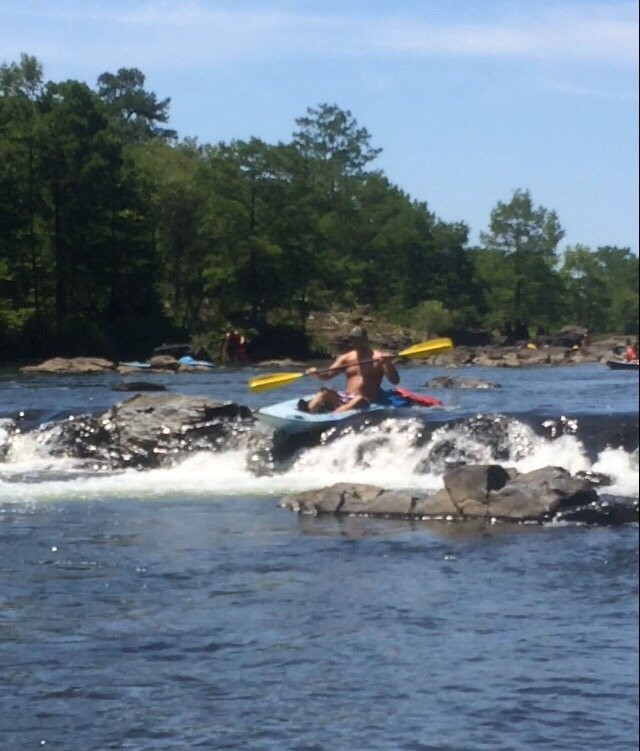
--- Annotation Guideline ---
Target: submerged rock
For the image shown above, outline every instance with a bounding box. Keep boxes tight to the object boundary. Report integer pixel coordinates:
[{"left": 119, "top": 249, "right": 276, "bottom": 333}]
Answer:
[
  {"left": 280, "top": 464, "right": 637, "bottom": 526},
  {"left": 111, "top": 381, "right": 168, "bottom": 392},
  {"left": 424, "top": 376, "right": 500, "bottom": 389}
]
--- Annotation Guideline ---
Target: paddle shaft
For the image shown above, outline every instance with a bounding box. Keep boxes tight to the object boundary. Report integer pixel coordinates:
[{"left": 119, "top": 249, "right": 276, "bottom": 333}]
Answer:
[
  {"left": 302, "top": 338, "right": 452, "bottom": 379},
  {"left": 248, "top": 337, "right": 452, "bottom": 393}
]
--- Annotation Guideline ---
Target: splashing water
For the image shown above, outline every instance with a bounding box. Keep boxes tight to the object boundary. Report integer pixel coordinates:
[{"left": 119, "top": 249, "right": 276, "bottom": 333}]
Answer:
[{"left": 0, "top": 415, "right": 637, "bottom": 504}]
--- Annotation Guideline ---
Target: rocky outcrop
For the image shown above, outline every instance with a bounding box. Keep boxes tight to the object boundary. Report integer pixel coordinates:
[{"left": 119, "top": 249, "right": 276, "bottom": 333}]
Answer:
[
  {"left": 28, "top": 394, "right": 254, "bottom": 469},
  {"left": 418, "top": 344, "right": 606, "bottom": 368},
  {"left": 152, "top": 343, "right": 210, "bottom": 360},
  {"left": 148, "top": 355, "right": 180, "bottom": 371},
  {"left": 20, "top": 353, "right": 213, "bottom": 375},
  {"left": 281, "top": 465, "right": 638, "bottom": 525},
  {"left": 21, "top": 357, "right": 116, "bottom": 374},
  {"left": 306, "top": 308, "right": 413, "bottom": 354},
  {"left": 304, "top": 307, "right": 629, "bottom": 368}
]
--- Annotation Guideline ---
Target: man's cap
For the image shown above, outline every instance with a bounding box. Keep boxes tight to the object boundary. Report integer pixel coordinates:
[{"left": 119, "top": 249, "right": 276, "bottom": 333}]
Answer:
[{"left": 346, "top": 326, "right": 367, "bottom": 342}]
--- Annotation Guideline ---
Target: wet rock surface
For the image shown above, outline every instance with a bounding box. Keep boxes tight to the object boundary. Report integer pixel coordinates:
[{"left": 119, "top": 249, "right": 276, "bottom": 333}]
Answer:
[
  {"left": 148, "top": 355, "right": 180, "bottom": 371},
  {"left": 281, "top": 466, "right": 638, "bottom": 526},
  {"left": 23, "top": 394, "right": 254, "bottom": 469},
  {"left": 21, "top": 357, "right": 116, "bottom": 374}
]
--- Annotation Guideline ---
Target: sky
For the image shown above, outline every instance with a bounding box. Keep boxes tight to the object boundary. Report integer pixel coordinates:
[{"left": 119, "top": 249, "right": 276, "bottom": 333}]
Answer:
[{"left": 2, "top": 0, "right": 638, "bottom": 254}]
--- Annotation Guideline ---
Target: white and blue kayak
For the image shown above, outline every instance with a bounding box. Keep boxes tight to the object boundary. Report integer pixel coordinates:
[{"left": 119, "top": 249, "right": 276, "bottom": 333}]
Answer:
[
  {"left": 254, "top": 396, "right": 392, "bottom": 434},
  {"left": 254, "top": 388, "right": 442, "bottom": 435}
]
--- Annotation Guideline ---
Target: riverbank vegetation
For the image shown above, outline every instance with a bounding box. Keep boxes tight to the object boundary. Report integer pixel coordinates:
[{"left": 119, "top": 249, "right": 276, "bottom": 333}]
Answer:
[{"left": 1, "top": 55, "right": 638, "bottom": 361}]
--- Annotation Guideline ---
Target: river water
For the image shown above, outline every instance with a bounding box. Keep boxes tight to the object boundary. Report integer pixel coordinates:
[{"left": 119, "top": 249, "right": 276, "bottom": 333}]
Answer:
[{"left": 0, "top": 363, "right": 638, "bottom": 750}]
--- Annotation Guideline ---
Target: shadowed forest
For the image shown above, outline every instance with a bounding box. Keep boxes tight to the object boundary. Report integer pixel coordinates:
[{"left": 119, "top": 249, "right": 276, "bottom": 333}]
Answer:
[{"left": 1, "top": 54, "right": 638, "bottom": 361}]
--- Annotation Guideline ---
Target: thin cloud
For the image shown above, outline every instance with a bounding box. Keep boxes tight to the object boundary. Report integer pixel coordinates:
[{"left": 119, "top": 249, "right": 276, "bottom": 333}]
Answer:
[
  {"left": 2, "top": 0, "right": 638, "bottom": 68},
  {"left": 545, "top": 78, "right": 639, "bottom": 101}
]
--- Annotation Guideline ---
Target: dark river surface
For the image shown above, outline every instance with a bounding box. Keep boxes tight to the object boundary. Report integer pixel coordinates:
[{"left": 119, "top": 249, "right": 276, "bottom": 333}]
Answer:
[{"left": 0, "top": 363, "right": 638, "bottom": 750}]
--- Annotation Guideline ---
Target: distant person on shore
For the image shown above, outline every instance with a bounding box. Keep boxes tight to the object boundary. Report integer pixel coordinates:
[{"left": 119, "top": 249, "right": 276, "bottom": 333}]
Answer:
[
  {"left": 220, "top": 329, "right": 247, "bottom": 363},
  {"left": 297, "top": 326, "right": 399, "bottom": 414}
]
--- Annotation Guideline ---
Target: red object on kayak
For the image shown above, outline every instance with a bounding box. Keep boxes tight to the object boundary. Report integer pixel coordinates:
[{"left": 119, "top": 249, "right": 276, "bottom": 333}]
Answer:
[{"left": 393, "top": 386, "right": 442, "bottom": 407}]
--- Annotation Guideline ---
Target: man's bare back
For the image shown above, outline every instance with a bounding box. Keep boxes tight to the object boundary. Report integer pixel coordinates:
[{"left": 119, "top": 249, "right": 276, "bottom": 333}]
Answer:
[
  {"left": 300, "top": 327, "right": 400, "bottom": 414},
  {"left": 332, "top": 348, "right": 391, "bottom": 401}
]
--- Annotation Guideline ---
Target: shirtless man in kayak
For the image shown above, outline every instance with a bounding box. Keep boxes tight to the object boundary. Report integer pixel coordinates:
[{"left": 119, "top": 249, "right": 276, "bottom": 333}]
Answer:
[{"left": 298, "top": 326, "right": 400, "bottom": 414}]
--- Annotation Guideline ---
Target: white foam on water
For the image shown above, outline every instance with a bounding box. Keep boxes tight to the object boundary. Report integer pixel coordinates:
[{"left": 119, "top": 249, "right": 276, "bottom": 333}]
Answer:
[
  {"left": 0, "top": 417, "right": 637, "bottom": 503},
  {"left": 284, "top": 419, "right": 440, "bottom": 492},
  {"left": 592, "top": 447, "right": 640, "bottom": 497},
  {"left": 510, "top": 434, "right": 590, "bottom": 475},
  {"left": 5, "top": 429, "right": 75, "bottom": 469}
]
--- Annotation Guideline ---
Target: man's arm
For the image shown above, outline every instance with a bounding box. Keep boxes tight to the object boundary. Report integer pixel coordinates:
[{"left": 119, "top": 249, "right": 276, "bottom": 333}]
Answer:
[
  {"left": 307, "top": 354, "right": 346, "bottom": 381},
  {"left": 377, "top": 352, "right": 400, "bottom": 385}
]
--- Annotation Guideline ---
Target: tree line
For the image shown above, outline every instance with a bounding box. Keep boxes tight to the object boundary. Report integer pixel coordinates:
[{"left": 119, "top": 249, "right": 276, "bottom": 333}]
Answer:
[{"left": 1, "top": 54, "right": 637, "bottom": 360}]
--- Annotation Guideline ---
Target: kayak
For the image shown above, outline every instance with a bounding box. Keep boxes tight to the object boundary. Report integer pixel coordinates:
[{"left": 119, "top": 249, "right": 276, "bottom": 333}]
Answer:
[
  {"left": 606, "top": 359, "right": 639, "bottom": 370},
  {"left": 255, "top": 388, "right": 441, "bottom": 435}
]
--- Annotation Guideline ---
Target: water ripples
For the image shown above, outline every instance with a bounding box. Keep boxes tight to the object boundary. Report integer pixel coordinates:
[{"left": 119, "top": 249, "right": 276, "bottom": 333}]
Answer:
[{"left": 1, "top": 497, "right": 637, "bottom": 749}]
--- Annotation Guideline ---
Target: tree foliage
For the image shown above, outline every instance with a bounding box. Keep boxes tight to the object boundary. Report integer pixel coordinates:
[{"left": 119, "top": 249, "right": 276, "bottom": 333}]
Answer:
[{"left": 0, "top": 56, "right": 637, "bottom": 360}]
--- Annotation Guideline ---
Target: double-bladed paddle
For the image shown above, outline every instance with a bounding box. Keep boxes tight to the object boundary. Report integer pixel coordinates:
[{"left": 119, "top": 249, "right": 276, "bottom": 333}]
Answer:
[{"left": 248, "top": 337, "right": 453, "bottom": 393}]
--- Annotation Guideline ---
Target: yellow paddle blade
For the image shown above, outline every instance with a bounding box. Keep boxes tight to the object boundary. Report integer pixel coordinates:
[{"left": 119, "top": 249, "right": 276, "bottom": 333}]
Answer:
[
  {"left": 248, "top": 371, "right": 306, "bottom": 393},
  {"left": 398, "top": 337, "right": 453, "bottom": 359}
]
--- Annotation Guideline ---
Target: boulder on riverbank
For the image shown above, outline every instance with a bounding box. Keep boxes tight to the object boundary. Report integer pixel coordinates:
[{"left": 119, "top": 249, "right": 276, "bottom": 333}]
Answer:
[
  {"left": 416, "top": 344, "right": 606, "bottom": 368},
  {"left": 280, "top": 465, "right": 638, "bottom": 526},
  {"left": 20, "top": 357, "right": 116, "bottom": 374},
  {"left": 148, "top": 355, "right": 180, "bottom": 371},
  {"left": 304, "top": 308, "right": 628, "bottom": 368}
]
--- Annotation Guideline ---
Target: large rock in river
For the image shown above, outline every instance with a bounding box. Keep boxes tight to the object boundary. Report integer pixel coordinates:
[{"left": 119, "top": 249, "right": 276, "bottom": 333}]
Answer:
[
  {"left": 34, "top": 394, "right": 254, "bottom": 469},
  {"left": 21, "top": 356, "right": 116, "bottom": 374},
  {"left": 280, "top": 465, "right": 636, "bottom": 525}
]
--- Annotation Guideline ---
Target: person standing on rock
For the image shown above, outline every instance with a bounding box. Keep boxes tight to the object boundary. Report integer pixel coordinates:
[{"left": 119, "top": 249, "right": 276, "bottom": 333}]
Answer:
[
  {"left": 624, "top": 339, "right": 637, "bottom": 362},
  {"left": 297, "top": 326, "right": 400, "bottom": 413},
  {"left": 220, "top": 329, "right": 247, "bottom": 363}
]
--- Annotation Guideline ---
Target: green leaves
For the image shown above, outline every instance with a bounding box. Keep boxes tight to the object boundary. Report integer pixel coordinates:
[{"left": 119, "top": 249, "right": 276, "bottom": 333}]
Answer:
[
  {"left": 0, "top": 61, "right": 637, "bottom": 361},
  {"left": 561, "top": 245, "right": 638, "bottom": 334},
  {"left": 478, "top": 189, "right": 566, "bottom": 329}
]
